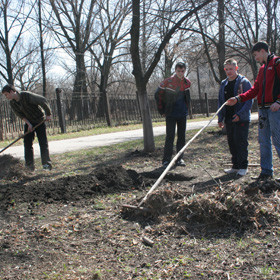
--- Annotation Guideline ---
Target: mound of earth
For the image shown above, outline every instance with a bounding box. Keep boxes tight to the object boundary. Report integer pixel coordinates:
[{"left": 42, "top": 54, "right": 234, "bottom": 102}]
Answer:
[
  {"left": 122, "top": 182, "right": 280, "bottom": 236},
  {"left": 0, "top": 165, "right": 145, "bottom": 207},
  {"left": 0, "top": 154, "right": 26, "bottom": 180}
]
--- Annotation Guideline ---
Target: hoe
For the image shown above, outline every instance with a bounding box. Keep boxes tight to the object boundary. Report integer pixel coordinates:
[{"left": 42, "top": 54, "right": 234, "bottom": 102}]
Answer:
[{"left": 0, "top": 120, "right": 45, "bottom": 155}]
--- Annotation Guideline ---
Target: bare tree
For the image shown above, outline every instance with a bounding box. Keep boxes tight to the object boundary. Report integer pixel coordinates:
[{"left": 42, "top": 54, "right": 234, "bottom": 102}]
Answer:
[
  {"left": 88, "top": 0, "right": 131, "bottom": 126},
  {"left": 13, "top": 41, "right": 42, "bottom": 91},
  {"left": 0, "top": 0, "right": 35, "bottom": 85},
  {"left": 130, "top": 0, "right": 214, "bottom": 152},
  {"left": 49, "top": 0, "right": 100, "bottom": 120},
  {"left": 261, "top": 0, "right": 279, "bottom": 53},
  {"left": 38, "top": 0, "right": 47, "bottom": 96},
  {"left": 155, "top": 0, "right": 195, "bottom": 78}
]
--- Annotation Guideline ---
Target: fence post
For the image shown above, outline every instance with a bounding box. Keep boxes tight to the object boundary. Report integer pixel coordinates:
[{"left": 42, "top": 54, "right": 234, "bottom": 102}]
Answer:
[
  {"left": 0, "top": 115, "right": 3, "bottom": 141},
  {"left": 104, "top": 90, "right": 112, "bottom": 127},
  {"left": 188, "top": 98, "right": 193, "bottom": 119},
  {"left": 204, "top": 92, "right": 209, "bottom": 117},
  {"left": 56, "top": 88, "right": 66, "bottom": 133}
]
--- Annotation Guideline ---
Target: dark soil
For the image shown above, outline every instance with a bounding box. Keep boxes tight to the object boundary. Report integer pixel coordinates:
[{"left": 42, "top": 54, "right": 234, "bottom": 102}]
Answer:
[
  {"left": 0, "top": 154, "right": 27, "bottom": 180},
  {"left": 1, "top": 122, "right": 280, "bottom": 279},
  {"left": 0, "top": 165, "right": 144, "bottom": 208}
]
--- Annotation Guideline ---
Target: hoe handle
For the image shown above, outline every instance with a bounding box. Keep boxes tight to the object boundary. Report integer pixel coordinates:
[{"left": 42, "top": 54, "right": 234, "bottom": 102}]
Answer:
[{"left": 0, "top": 120, "right": 45, "bottom": 154}]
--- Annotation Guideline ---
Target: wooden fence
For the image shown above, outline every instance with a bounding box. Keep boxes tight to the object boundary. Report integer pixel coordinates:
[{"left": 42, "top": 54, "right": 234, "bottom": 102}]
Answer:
[{"left": 0, "top": 92, "right": 257, "bottom": 140}]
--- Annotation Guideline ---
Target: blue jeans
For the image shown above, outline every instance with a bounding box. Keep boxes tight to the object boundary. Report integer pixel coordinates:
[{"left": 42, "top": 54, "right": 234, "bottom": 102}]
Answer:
[{"left": 258, "top": 108, "right": 280, "bottom": 175}]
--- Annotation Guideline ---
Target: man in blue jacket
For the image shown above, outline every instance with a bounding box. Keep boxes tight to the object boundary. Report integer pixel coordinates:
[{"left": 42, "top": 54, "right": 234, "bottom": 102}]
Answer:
[{"left": 218, "top": 58, "right": 253, "bottom": 176}]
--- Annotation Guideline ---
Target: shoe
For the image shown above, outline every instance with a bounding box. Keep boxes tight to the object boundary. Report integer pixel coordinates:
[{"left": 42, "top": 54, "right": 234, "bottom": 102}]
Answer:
[
  {"left": 26, "top": 165, "right": 35, "bottom": 171},
  {"left": 255, "top": 173, "right": 273, "bottom": 181},
  {"left": 43, "top": 163, "right": 52, "bottom": 170},
  {"left": 162, "top": 161, "right": 169, "bottom": 168},
  {"left": 176, "top": 159, "right": 186, "bottom": 166},
  {"left": 224, "top": 168, "right": 238, "bottom": 174},
  {"left": 237, "top": 169, "right": 248, "bottom": 176}
]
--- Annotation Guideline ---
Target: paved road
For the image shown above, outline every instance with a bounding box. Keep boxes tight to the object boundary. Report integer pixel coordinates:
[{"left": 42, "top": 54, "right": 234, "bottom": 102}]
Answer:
[{"left": 1, "top": 113, "right": 258, "bottom": 160}]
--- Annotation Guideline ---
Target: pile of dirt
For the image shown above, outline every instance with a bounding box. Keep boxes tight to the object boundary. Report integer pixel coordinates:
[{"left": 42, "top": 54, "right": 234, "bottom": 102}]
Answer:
[
  {"left": 0, "top": 165, "right": 145, "bottom": 207},
  {"left": 122, "top": 182, "right": 280, "bottom": 235},
  {"left": 0, "top": 154, "right": 26, "bottom": 180}
]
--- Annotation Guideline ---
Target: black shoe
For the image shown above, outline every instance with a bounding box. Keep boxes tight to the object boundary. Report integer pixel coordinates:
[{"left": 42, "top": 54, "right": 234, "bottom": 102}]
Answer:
[
  {"left": 26, "top": 165, "right": 35, "bottom": 171},
  {"left": 43, "top": 163, "right": 52, "bottom": 170},
  {"left": 255, "top": 173, "right": 273, "bottom": 181},
  {"left": 176, "top": 159, "right": 186, "bottom": 167}
]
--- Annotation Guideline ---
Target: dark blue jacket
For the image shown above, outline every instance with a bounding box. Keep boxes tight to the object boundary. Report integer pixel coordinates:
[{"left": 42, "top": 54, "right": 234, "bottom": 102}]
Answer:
[{"left": 218, "top": 75, "right": 253, "bottom": 123}]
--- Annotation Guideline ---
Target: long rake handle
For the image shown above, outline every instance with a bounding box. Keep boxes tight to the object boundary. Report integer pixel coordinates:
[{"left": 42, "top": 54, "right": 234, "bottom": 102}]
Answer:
[
  {"left": 138, "top": 101, "right": 228, "bottom": 207},
  {"left": 0, "top": 120, "right": 45, "bottom": 154}
]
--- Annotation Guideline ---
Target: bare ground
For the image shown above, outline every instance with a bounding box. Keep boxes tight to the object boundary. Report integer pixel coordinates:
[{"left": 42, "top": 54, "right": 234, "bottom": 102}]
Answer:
[{"left": 0, "top": 122, "right": 280, "bottom": 280}]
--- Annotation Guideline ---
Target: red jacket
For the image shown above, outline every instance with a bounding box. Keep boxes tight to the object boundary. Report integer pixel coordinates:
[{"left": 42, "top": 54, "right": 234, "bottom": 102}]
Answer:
[
  {"left": 155, "top": 74, "right": 191, "bottom": 116},
  {"left": 239, "top": 55, "right": 280, "bottom": 107}
]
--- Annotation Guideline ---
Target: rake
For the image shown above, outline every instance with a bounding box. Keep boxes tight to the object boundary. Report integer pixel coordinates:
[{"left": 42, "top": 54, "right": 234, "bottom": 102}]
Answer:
[{"left": 122, "top": 101, "right": 227, "bottom": 211}]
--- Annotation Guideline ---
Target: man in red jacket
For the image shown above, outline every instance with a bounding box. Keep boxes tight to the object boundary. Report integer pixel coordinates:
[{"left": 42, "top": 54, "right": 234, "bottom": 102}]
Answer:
[
  {"left": 155, "top": 62, "right": 191, "bottom": 167},
  {"left": 227, "top": 42, "right": 280, "bottom": 181}
]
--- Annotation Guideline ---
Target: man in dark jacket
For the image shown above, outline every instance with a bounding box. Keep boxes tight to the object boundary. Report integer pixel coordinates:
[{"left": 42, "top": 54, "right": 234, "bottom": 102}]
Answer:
[
  {"left": 2, "top": 84, "right": 52, "bottom": 171},
  {"left": 227, "top": 42, "right": 280, "bottom": 180},
  {"left": 155, "top": 62, "right": 191, "bottom": 167},
  {"left": 218, "top": 58, "right": 252, "bottom": 176}
]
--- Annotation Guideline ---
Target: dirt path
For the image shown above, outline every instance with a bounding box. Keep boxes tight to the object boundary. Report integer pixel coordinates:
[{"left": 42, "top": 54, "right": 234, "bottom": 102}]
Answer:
[{"left": 1, "top": 113, "right": 258, "bottom": 160}]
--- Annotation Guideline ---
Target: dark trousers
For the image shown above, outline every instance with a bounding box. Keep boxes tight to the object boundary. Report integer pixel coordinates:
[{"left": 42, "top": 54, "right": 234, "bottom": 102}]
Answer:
[
  {"left": 163, "top": 116, "right": 187, "bottom": 163},
  {"left": 225, "top": 121, "right": 249, "bottom": 169},
  {"left": 24, "top": 122, "right": 51, "bottom": 168}
]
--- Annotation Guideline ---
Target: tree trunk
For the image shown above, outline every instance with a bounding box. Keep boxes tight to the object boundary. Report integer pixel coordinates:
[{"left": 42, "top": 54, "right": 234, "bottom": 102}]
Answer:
[
  {"left": 3, "top": 5, "right": 13, "bottom": 84},
  {"left": 130, "top": 0, "right": 155, "bottom": 153},
  {"left": 164, "top": 51, "right": 173, "bottom": 78},
  {"left": 137, "top": 89, "right": 155, "bottom": 152},
  {"left": 38, "top": 0, "right": 47, "bottom": 97},
  {"left": 196, "top": 65, "right": 204, "bottom": 114},
  {"left": 96, "top": 66, "right": 112, "bottom": 126},
  {"left": 266, "top": 0, "right": 272, "bottom": 46},
  {"left": 72, "top": 52, "right": 88, "bottom": 120},
  {"left": 217, "top": 0, "right": 226, "bottom": 81}
]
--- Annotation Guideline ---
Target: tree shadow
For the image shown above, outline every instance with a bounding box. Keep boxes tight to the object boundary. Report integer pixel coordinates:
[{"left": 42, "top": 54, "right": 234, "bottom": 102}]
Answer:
[{"left": 139, "top": 166, "right": 196, "bottom": 182}]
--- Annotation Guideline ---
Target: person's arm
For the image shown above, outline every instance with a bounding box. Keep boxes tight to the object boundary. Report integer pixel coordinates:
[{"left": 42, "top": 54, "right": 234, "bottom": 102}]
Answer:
[
  {"left": 238, "top": 70, "right": 261, "bottom": 102},
  {"left": 234, "top": 79, "right": 253, "bottom": 120},
  {"left": 270, "top": 61, "right": 280, "bottom": 112},
  {"left": 217, "top": 82, "right": 225, "bottom": 124},
  {"left": 155, "top": 87, "right": 165, "bottom": 115},
  {"left": 155, "top": 79, "right": 168, "bottom": 115},
  {"left": 28, "top": 92, "right": 52, "bottom": 117},
  {"left": 22, "top": 117, "right": 33, "bottom": 132}
]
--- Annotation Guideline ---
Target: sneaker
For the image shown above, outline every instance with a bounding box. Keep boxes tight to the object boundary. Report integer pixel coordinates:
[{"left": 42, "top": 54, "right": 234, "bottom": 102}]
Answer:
[
  {"left": 162, "top": 161, "right": 169, "bottom": 168},
  {"left": 43, "top": 163, "right": 52, "bottom": 170},
  {"left": 224, "top": 168, "right": 238, "bottom": 174},
  {"left": 176, "top": 159, "right": 186, "bottom": 166},
  {"left": 237, "top": 169, "right": 248, "bottom": 176}
]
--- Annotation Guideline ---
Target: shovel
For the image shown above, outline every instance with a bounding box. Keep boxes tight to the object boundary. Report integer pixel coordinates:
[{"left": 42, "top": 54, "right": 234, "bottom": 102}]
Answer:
[
  {"left": 122, "top": 101, "right": 228, "bottom": 211},
  {"left": 0, "top": 120, "right": 45, "bottom": 154}
]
